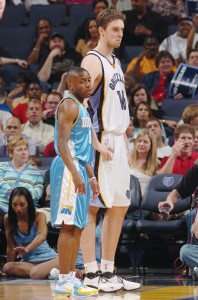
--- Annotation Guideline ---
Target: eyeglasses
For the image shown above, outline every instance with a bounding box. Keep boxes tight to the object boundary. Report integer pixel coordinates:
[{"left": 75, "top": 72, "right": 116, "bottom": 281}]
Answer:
[{"left": 6, "top": 126, "right": 19, "bottom": 130}]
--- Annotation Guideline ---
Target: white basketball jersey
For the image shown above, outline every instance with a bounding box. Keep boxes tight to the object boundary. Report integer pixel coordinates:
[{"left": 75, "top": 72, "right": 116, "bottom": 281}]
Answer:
[{"left": 87, "top": 50, "right": 130, "bottom": 135}]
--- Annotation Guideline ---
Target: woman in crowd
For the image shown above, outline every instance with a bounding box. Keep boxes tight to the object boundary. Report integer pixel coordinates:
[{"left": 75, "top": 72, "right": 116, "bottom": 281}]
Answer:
[
  {"left": 133, "top": 102, "right": 153, "bottom": 138},
  {"left": 75, "top": 17, "right": 99, "bottom": 57},
  {"left": 3, "top": 187, "right": 59, "bottom": 279},
  {"left": 0, "top": 136, "right": 44, "bottom": 214},
  {"left": 130, "top": 129, "right": 158, "bottom": 196}
]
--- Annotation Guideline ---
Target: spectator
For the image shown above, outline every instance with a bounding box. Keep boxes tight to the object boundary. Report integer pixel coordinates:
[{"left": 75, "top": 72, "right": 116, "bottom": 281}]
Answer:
[
  {"left": 182, "top": 105, "right": 198, "bottom": 126},
  {"left": 0, "top": 136, "right": 44, "bottom": 214},
  {"left": 27, "top": 155, "right": 42, "bottom": 168},
  {"left": 187, "top": 48, "right": 198, "bottom": 68},
  {"left": 159, "top": 17, "right": 198, "bottom": 62},
  {"left": 108, "top": 0, "right": 132, "bottom": 11},
  {"left": 12, "top": 81, "right": 45, "bottom": 123},
  {"left": 0, "top": 109, "right": 12, "bottom": 128},
  {"left": 126, "top": 117, "right": 135, "bottom": 151},
  {"left": 12, "top": 0, "right": 49, "bottom": 12},
  {"left": 122, "top": 0, "right": 167, "bottom": 46},
  {"left": 43, "top": 90, "right": 62, "bottom": 126},
  {"left": 0, "top": 75, "right": 7, "bottom": 105},
  {"left": 133, "top": 102, "right": 153, "bottom": 137},
  {"left": 186, "top": 15, "right": 198, "bottom": 57},
  {"left": 43, "top": 141, "right": 56, "bottom": 157},
  {"left": 0, "top": 0, "right": 5, "bottom": 19},
  {"left": 74, "top": 0, "right": 108, "bottom": 44},
  {"left": 21, "top": 98, "right": 54, "bottom": 154},
  {"left": 130, "top": 128, "right": 158, "bottom": 196},
  {"left": 0, "top": 57, "right": 28, "bottom": 69},
  {"left": 0, "top": 116, "right": 36, "bottom": 156},
  {"left": 145, "top": 117, "right": 172, "bottom": 160},
  {"left": 126, "top": 35, "right": 159, "bottom": 80},
  {"left": 3, "top": 187, "right": 59, "bottom": 279},
  {"left": 37, "top": 32, "right": 82, "bottom": 84},
  {"left": 76, "top": 18, "right": 99, "bottom": 57},
  {"left": 27, "top": 18, "right": 52, "bottom": 65},
  {"left": 141, "top": 50, "right": 175, "bottom": 107},
  {"left": 194, "top": 126, "right": 198, "bottom": 153},
  {"left": 158, "top": 124, "right": 198, "bottom": 175}
]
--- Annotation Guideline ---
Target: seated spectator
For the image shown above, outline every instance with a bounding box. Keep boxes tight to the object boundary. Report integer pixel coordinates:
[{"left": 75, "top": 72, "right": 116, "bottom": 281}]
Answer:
[
  {"left": 74, "top": 0, "right": 108, "bottom": 44},
  {"left": 159, "top": 17, "right": 198, "bottom": 62},
  {"left": 21, "top": 98, "right": 54, "bottom": 154},
  {"left": 0, "top": 136, "right": 44, "bottom": 214},
  {"left": 27, "top": 155, "right": 42, "bottom": 168},
  {"left": 126, "top": 35, "right": 159, "bottom": 80},
  {"left": 37, "top": 32, "right": 82, "bottom": 84},
  {"left": 194, "top": 126, "right": 198, "bottom": 153},
  {"left": 182, "top": 104, "right": 198, "bottom": 127},
  {"left": 76, "top": 17, "right": 99, "bottom": 57},
  {"left": 0, "top": 57, "right": 28, "bottom": 69},
  {"left": 0, "top": 75, "right": 7, "bottom": 105},
  {"left": 126, "top": 117, "right": 135, "bottom": 151},
  {"left": 133, "top": 102, "right": 153, "bottom": 137},
  {"left": 187, "top": 48, "right": 198, "bottom": 68},
  {"left": 158, "top": 124, "right": 198, "bottom": 175},
  {"left": 108, "top": 0, "right": 131, "bottom": 11},
  {"left": 0, "top": 0, "right": 5, "bottom": 18},
  {"left": 122, "top": 0, "right": 167, "bottom": 46},
  {"left": 187, "top": 15, "right": 198, "bottom": 57},
  {"left": 124, "top": 73, "right": 137, "bottom": 106},
  {"left": 12, "top": 81, "right": 46, "bottom": 123},
  {"left": 0, "top": 116, "right": 36, "bottom": 156},
  {"left": 43, "top": 90, "right": 62, "bottom": 126},
  {"left": 0, "top": 109, "right": 12, "bottom": 128},
  {"left": 130, "top": 128, "right": 158, "bottom": 196},
  {"left": 149, "top": 0, "right": 185, "bottom": 25},
  {"left": 3, "top": 187, "right": 59, "bottom": 279},
  {"left": 43, "top": 140, "right": 56, "bottom": 157},
  {"left": 12, "top": 0, "right": 49, "bottom": 11},
  {"left": 145, "top": 117, "right": 172, "bottom": 160},
  {"left": 27, "top": 18, "right": 52, "bottom": 65},
  {"left": 141, "top": 51, "right": 175, "bottom": 107}
]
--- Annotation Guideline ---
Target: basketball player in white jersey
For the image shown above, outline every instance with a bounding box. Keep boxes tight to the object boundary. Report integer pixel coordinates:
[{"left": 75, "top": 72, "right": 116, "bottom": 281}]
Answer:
[{"left": 81, "top": 9, "right": 141, "bottom": 292}]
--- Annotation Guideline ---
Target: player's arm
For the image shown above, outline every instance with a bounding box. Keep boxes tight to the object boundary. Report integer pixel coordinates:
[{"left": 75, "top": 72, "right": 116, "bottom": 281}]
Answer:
[{"left": 57, "top": 99, "right": 85, "bottom": 194}]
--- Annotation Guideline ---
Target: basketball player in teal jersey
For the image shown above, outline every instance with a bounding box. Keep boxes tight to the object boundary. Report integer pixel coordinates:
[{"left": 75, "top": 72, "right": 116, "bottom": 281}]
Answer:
[
  {"left": 81, "top": 9, "right": 141, "bottom": 292},
  {"left": 51, "top": 67, "right": 100, "bottom": 297}
]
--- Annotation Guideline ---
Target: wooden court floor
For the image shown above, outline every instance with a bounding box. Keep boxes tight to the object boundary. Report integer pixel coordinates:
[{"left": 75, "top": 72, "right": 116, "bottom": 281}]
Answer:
[{"left": 1, "top": 273, "right": 198, "bottom": 300}]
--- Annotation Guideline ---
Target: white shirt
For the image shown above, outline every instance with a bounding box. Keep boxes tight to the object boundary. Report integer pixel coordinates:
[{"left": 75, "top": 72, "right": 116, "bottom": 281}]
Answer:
[
  {"left": 159, "top": 32, "right": 198, "bottom": 60},
  {"left": 157, "top": 145, "right": 172, "bottom": 160},
  {"left": 22, "top": 120, "right": 54, "bottom": 154},
  {"left": 130, "top": 168, "right": 151, "bottom": 196}
]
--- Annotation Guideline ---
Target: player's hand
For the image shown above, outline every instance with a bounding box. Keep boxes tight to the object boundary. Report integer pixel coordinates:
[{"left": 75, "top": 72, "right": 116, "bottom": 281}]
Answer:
[
  {"left": 89, "top": 177, "right": 100, "bottom": 199},
  {"left": 97, "top": 143, "right": 113, "bottom": 161},
  {"left": 158, "top": 201, "right": 173, "bottom": 213},
  {"left": 73, "top": 173, "right": 86, "bottom": 195}
]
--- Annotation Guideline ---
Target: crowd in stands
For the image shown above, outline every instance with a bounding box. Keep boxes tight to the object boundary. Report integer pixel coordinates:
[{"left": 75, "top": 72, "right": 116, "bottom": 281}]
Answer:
[{"left": 0, "top": 0, "right": 198, "bottom": 279}]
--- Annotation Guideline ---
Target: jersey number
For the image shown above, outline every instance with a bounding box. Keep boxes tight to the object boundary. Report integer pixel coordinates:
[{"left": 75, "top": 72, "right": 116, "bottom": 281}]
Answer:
[{"left": 117, "top": 90, "right": 126, "bottom": 110}]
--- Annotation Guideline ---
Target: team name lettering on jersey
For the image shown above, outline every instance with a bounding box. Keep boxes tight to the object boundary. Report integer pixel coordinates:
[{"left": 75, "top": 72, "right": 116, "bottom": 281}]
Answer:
[
  {"left": 109, "top": 73, "right": 125, "bottom": 90},
  {"left": 82, "top": 116, "right": 91, "bottom": 128}
]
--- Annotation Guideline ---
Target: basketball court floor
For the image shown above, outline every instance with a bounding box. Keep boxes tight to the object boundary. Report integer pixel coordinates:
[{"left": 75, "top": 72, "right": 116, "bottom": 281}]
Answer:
[{"left": 1, "top": 272, "right": 198, "bottom": 300}]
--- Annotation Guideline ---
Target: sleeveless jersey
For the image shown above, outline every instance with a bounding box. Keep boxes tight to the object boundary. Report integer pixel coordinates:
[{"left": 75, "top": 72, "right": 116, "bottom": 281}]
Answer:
[
  {"left": 54, "top": 94, "right": 93, "bottom": 165},
  {"left": 13, "top": 222, "right": 57, "bottom": 262},
  {"left": 87, "top": 50, "right": 130, "bottom": 135}
]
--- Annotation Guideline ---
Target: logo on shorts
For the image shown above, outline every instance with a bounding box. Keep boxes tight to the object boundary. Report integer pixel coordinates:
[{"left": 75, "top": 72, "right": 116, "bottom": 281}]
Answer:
[{"left": 60, "top": 205, "right": 73, "bottom": 215}]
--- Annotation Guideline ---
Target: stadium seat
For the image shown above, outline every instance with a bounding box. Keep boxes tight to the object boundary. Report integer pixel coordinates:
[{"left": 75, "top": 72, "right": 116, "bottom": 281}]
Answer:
[
  {"left": 68, "top": 4, "right": 92, "bottom": 27},
  {"left": 162, "top": 99, "right": 198, "bottom": 122},
  {"left": 0, "top": 5, "right": 26, "bottom": 27},
  {"left": 0, "top": 27, "right": 35, "bottom": 47},
  {"left": 29, "top": 4, "right": 66, "bottom": 26},
  {"left": 123, "top": 46, "right": 143, "bottom": 64}
]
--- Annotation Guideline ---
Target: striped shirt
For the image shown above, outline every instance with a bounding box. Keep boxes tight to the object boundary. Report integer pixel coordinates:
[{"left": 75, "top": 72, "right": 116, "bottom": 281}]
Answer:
[{"left": 0, "top": 162, "right": 44, "bottom": 213}]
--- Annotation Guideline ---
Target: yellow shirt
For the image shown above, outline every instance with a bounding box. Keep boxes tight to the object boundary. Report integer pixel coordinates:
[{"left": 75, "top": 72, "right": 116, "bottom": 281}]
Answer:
[
  {"left": 12, "top": 93, "right": 47, "bottom": 109},
  {"left": 126, "top": 56, "right": 157, "bottom": 78}
]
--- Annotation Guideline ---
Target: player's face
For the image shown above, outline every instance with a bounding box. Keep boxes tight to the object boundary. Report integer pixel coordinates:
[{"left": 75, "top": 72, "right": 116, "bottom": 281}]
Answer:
[
  {"left": 72, "top": 71, "right": 92, "bottom": 102},
  {"left": 136, "top": 134, "right": 151, "bottom": 155},
  {"left": 102, "top": 19, "right": 124, "bottom": 49}
]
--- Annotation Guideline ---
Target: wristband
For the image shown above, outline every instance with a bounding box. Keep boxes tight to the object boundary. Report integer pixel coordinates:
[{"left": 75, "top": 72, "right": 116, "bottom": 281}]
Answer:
[{"left": 89, "top": 176, "right": 96, "bottom": 182}]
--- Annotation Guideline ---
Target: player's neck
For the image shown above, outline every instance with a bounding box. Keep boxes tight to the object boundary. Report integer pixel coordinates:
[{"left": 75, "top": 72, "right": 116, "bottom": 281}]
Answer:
[{"left": 95, "top": 41, "right": 114, "bottom": 60}]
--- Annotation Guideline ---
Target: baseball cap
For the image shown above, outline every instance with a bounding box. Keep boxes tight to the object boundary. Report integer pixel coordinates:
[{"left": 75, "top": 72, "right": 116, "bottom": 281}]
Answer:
[
  {"left": 177, "top": 17, "right": 193, "bottom": 25},
  {"left": 50, "top": 32, "right": 64, "bottom": 40}
]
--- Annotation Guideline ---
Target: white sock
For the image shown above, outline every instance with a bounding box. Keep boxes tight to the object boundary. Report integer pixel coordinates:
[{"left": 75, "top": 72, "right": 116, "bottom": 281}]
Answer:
[
  {"left": 58, "top": 273, "right": 70, "bottom": 282},
  {"left": 84, "top": 261, "right": 99, "bottom": 274},
  {"left": 101, "top": 259, "right": 114, "bottom": 273}
]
